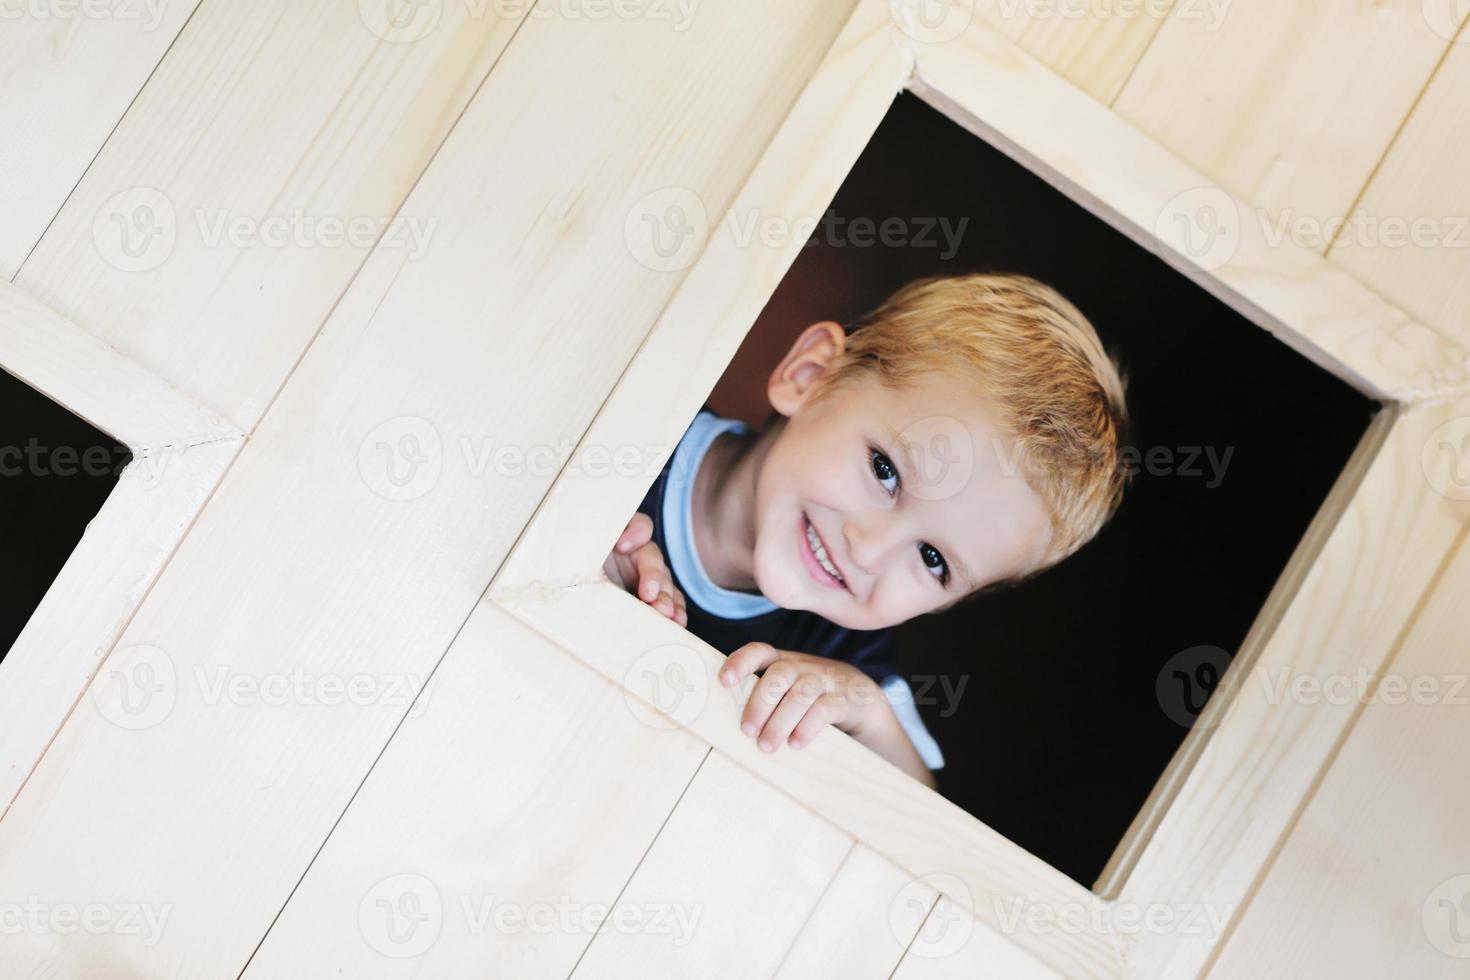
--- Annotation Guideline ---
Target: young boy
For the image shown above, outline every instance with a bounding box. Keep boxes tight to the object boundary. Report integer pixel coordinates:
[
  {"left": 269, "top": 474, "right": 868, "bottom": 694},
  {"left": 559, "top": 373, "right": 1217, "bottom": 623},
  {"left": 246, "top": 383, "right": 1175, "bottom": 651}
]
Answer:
[{"left": 603, "top": 272, "right": 1130, "bottom": 788}]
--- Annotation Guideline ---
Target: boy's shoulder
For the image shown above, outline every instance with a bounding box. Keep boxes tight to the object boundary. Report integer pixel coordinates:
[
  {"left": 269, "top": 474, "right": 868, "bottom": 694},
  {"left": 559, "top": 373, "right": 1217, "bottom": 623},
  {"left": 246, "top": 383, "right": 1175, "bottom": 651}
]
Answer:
[{"left": 636, "top": 403, "right": 901, "bottom": 681}]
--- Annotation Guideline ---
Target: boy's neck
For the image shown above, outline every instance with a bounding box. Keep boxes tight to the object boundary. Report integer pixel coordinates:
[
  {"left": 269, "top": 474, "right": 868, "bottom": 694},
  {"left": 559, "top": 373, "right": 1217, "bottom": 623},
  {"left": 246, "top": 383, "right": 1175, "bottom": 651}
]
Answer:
[{"left": 689, "top": 419, "right": 771, "bottom": 595}]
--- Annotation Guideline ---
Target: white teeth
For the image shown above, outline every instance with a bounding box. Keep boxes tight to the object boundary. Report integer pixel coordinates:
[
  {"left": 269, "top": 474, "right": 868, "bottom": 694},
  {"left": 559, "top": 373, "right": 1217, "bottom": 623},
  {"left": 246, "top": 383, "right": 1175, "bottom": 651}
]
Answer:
[{"left": 804, "top": 518, "right": 844, "bottom": 583}]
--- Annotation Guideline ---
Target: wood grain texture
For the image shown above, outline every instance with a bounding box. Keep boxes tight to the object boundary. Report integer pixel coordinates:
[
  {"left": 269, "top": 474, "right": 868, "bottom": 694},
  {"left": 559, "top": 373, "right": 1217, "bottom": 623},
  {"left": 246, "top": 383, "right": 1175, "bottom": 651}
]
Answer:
[
  {"left": 491, "top": 0, "right": 911, "bottom": 593},
  {"left": 14, "top": 0, "right": 525, "bottom": 430},
  {"left": 1114, "top": 398, "right": 1470, "bottom": 980},
  {"left": 1330, "top": 41, "right": 1470, "bottom": 352},
  {"left": 904, "top": 14, "right": 1470, "bottom": 404},
  {"left": 1207, "top": 514, "right": 1470, "bottom": 978},
  {"left": 0, "top": 0, "right": 201, "bottom": 279},
  {"left": 241, "top": 599, "right": 710, "bottom": 978},
  {"left": 571, "top": 752, "right": 852, "bottom": 978},
  {"left": 774, "top": 844, "right": 937, "bottom": 979},
  {"left": 892, "top": 895, "right": 1065, "bottom": 979},
  {"left": 0, "top": 280, "right": 239, "bottom": 810},
  {"left": 495, "top": 579, "right": 1123, "bottom": 980},
  {"left": 0, "top": 2, "right": 859, "bottom": 975},
  {"left": 1115, "top": 0, "right": 1456, "bottom": 236},
  {"left": 1019, "top": 0, "right": 1176, "bottom": 103}
]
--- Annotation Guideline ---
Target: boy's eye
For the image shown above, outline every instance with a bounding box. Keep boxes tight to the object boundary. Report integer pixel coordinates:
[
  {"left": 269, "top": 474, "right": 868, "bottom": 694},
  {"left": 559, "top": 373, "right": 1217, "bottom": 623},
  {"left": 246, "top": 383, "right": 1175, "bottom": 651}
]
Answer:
[
  {"left": 869, "top": 446, "right": 899, "bottom": 495},
  {"left": 869, "top": 446, "right": 950, "bottom": 588},
  {"left": 919, "top": 542, "right": 950, "bottom": 587}
]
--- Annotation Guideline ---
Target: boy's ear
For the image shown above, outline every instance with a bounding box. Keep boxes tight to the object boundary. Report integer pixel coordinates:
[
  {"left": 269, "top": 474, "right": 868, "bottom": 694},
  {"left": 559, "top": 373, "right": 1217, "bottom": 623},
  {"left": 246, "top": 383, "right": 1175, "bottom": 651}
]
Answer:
[{"left": 767, "top": 321, "right": 846, "bottom": 417}]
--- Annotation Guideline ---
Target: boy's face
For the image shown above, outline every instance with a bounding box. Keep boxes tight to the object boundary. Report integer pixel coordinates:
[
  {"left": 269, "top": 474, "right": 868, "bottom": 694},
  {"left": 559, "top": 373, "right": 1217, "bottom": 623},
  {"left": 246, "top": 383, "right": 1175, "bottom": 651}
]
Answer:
[{"left": 751, "top": 322, "right": 1053, "bottom": 631}]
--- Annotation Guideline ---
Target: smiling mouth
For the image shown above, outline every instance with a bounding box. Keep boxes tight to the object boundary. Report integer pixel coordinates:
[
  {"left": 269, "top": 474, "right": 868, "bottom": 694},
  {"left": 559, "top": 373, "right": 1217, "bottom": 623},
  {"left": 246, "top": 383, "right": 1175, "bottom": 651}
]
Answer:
[{"left": 801, "top": 511, "right": 848, "bottom": 592}]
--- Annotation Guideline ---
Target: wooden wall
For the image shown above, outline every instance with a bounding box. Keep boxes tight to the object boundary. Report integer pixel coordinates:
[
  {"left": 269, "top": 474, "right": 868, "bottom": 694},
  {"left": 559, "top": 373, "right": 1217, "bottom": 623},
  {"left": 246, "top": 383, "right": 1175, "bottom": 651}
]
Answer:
[{"left": 1, "top": 1, "right": 1466, "bottom": 977}]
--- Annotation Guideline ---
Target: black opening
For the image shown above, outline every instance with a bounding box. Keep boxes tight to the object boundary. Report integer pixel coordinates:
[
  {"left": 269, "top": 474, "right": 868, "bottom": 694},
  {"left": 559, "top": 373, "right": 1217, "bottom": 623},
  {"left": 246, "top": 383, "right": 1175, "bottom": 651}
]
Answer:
[
  {"left": 1, "top": 369, "right": 131, "bottom": 664},
  {"left": 703, "top": 92, "right": 1376, "bottom": 885}
]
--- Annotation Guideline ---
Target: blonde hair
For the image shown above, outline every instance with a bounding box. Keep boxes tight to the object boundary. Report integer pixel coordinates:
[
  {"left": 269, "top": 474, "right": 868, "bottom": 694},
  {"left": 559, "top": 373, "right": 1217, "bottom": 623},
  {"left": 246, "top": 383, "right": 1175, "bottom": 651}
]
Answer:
[{"left": 805, "top": 271, "right": 1131, "bottom": 591}]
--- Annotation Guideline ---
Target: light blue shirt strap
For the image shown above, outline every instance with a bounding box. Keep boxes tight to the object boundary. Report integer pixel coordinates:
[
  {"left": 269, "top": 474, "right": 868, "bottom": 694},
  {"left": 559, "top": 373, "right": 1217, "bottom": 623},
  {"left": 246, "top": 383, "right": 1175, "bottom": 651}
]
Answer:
[
  {"left": 880, "top": 675, "right": 946, "bottom": 770},
  {"left": 661, "top": 410, "right": 780, "bottom": 619}
]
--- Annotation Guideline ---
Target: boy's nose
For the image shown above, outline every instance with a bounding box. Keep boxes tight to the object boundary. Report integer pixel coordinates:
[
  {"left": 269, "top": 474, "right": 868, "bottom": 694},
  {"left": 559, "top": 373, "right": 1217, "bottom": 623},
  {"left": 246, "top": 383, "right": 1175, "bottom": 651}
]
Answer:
[{"left": 841, "top": 514, "right": 890, "bottom": 579}]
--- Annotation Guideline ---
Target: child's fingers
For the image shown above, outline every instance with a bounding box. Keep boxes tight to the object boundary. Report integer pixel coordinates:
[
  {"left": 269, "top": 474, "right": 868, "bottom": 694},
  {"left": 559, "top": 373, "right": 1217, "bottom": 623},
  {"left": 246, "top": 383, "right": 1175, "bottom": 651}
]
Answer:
[
  {"left": 787, "top": 693, "right": 843, "bottom": 750},
  {"left": 631, "top": 547, "right": 675, "bottom": 609},
  {"left": 756, "top": 674, "right": 825, "bottom": 753},
  {"left": 626, "top": 543, "right": 687, "bottom": 626},
  {"left": 615, "top": 513, "right": 654, "bottom": 553},
  {"left": 720, "top": 642, "right": 782, "bottom": 688},
  {"left": 739, "top": 661, "right": 798, "bottom": 739}
]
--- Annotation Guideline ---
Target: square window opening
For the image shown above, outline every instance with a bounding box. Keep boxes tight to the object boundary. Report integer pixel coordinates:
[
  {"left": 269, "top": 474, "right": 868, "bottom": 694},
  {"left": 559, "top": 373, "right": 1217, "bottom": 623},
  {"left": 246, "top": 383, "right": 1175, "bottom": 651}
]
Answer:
[{"left": 611, "top": 91, "right": 1379, "bottom": 890}]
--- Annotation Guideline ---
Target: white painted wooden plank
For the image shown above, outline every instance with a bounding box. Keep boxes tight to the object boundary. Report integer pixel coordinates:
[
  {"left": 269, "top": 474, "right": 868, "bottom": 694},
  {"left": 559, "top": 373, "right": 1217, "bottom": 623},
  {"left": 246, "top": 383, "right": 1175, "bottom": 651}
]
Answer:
[
  {"left": 775, "top": 844, "right": 937, "bottom": 979},
  {"left": 495, "top": 579, "right": 1123, "bottom": 980},
  {"left": 0, "top": 3, "right": 858, "bottom": 975},
  {"left": 491, "top": 0, "right": 912, "bottom": 592},
  {"left": 1208, "top": 518, "right": 1470, "bottom": 979},
  {"left": 1331, "top": 42, "right": 1470, "bottom": 351},
  {"left": 0, "top": 279, "right": 239, "bottom": 809},
  {"left": 241, "top": 599, "right": 709, "bottom": 978},
  {"left": 570, "top": 751, "right": 852, "bottom": 979},
  {"left": 0, "top": 0, "right": 202, "bottom": 279},
  {"left": 1019, "top": 0, "right": 1178, "bottom": 104},
  {"left": 15, "top": 0, "right": 526, "bottom": 429},
  {"left": 1115, "top": 0, "right": 1455, "bottom": 236},
  {"left": 0, "top": 438, "right": 236, "bottom": 812},
  {"left": 0, "top": 279, "right": 230, "bottom": 449},
  {"left": 892, "top": 895, "right": 1065, "bottom": 979}
]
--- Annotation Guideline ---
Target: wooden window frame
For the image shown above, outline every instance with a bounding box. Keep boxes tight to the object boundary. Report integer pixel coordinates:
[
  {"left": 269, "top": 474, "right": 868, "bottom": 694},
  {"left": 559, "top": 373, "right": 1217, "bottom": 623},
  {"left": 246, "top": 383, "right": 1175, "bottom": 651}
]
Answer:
[
  {"left": 5, "top": 2, "right": 1464, "bottom": 976},
  {"left": 480, "top": 5, "right": 1470, "bottom": 977},
  {"left": 0, "top": 280, "right": 241, "bottom": 812}
]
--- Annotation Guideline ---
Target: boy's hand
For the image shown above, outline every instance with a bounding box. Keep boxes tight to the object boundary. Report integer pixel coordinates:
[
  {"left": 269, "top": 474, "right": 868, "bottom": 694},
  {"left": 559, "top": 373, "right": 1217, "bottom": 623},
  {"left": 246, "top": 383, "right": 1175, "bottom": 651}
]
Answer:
[
  {"left": 718, "top": 644, "right": 882, "bottom": 753},
  {"left": 604, "top": 512, "right": 687, "bottom": 628},
  {"left": 719, "top": 643, "right": 938, "bottom": 788}
]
